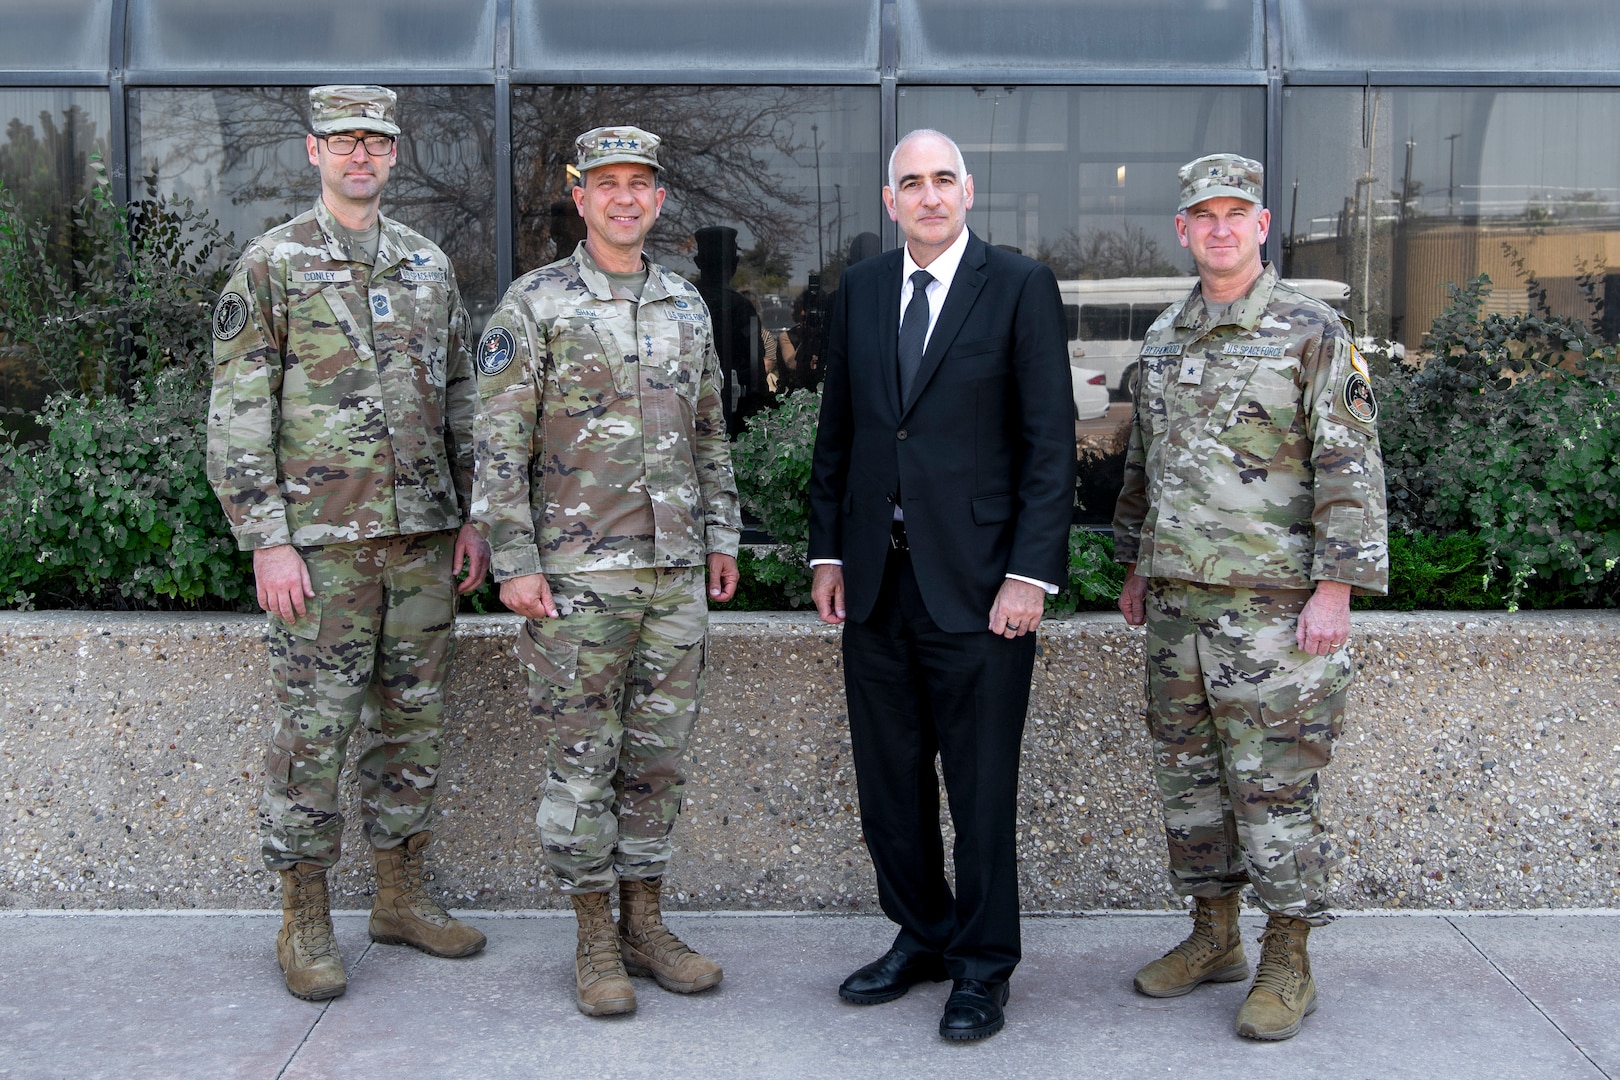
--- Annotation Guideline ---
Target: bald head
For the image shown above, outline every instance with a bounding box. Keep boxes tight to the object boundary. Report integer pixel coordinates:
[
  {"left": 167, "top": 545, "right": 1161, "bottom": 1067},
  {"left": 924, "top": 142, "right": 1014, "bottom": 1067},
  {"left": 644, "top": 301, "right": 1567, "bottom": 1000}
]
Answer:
[{"left": 887, "top": 129, "right": 967, "bottom": 192}]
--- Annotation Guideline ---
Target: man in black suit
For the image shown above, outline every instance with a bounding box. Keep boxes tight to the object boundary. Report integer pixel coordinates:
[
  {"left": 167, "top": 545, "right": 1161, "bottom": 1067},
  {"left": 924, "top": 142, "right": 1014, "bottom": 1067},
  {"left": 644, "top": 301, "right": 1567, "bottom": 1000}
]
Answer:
[{"left": 808, "top": 128, "right": 1076, "bottom": 1041}]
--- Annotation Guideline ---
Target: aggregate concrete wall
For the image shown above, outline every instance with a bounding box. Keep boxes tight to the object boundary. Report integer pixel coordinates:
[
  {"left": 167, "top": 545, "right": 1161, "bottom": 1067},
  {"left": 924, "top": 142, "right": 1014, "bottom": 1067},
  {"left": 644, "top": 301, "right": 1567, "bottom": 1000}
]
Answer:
[{"left": 1, "top": 610, "right": 1615, "bottom": 913}]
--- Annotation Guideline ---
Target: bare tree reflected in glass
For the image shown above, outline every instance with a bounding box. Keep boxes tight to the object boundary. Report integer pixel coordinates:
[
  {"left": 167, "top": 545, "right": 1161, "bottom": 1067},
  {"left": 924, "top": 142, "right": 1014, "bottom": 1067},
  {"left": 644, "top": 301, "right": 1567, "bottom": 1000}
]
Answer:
[
  {"left": 511, "top": 86, "right": 838, "bottom": 275},
  {"left": 131, "top": 86, "right": 497, "bottom": 313}
]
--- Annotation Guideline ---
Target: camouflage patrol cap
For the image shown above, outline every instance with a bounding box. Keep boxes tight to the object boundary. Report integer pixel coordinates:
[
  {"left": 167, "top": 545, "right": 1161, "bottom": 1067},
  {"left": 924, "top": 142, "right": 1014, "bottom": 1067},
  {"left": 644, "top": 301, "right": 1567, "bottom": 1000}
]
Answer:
[
  {"left": 575, "top": 126, "right": 663, "bottom": 174},
  {"left": 309, "top": 85, "right": 400, "bottom": 137},
  {"left": 1177, "top": 153, "right": 1264, "bottom": 212}
]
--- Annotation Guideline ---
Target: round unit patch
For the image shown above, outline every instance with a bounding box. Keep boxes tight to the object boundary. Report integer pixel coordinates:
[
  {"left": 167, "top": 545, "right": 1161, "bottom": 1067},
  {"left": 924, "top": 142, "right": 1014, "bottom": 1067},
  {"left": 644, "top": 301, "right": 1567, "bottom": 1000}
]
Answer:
[
  {"left": 213, "top": 292, "right": 248, "bottom": 341},
  {"left": 1341, "top": 370, "right": 1377, "bottom": 424},
  {"left": 478, "top": 326, "right": 515, "bottom": 377}
]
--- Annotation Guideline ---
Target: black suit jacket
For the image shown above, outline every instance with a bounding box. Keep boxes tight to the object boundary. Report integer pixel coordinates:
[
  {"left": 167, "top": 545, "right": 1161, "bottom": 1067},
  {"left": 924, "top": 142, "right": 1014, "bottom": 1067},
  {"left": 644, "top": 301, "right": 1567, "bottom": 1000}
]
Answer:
[{"left": 808, "top": 231, "right": 1077, "bottom": 633}]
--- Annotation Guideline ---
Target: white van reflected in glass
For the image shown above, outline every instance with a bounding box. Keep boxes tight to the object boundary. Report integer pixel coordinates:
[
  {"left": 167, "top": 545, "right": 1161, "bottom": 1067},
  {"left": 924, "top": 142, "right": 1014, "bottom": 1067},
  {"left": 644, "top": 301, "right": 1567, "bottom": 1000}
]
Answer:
[{"left": 1060, "top": 277, "right": 1351, "bottom": 401}]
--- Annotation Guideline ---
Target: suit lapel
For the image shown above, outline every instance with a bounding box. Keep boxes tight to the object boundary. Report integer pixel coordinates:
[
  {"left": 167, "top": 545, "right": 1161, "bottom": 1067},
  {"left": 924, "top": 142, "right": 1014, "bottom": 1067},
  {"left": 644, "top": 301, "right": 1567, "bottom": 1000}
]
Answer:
[
  {"left": 903, "top": 232, "right": 986, "bottom": 416},
  {"left": 876, "top": 252, "right": 904, "bottom": 419}
]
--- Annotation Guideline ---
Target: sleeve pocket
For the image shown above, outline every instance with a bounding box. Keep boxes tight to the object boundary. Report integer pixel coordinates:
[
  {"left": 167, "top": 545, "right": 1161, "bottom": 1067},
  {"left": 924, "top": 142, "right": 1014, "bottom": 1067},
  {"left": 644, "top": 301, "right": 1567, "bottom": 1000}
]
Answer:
[{"left": 1326, "top": 504, "right": 1366, "bottom": 548}]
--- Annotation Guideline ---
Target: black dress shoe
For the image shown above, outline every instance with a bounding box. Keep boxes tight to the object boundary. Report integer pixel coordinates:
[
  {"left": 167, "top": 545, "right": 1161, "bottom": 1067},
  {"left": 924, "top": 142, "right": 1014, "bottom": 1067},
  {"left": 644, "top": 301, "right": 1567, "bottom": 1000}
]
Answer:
[
  {"left": 838, "top": 947, "right": 948, "bottom": 1004},
  {"left": 939, "top": 978, "right": 1009, "bottom": 1041}
]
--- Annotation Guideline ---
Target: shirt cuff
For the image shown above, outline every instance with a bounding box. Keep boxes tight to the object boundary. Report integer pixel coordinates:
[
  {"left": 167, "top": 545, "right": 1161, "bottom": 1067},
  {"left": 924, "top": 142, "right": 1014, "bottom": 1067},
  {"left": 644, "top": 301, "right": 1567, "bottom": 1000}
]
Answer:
[
  {"left": 1007, "top": 572, "right": 1060, "bottom": 595},
  {"left": 704, "top": 525, "right": 741, "bottom": 559},
  {"left": 491, "top": 543, "right": 544, "bottom": 582},
  {"left": 809, "top": 558, "right": 843, "bottom": 567},
  {"left": 231, "top": 516, "right": 292, "bottom": 552}
]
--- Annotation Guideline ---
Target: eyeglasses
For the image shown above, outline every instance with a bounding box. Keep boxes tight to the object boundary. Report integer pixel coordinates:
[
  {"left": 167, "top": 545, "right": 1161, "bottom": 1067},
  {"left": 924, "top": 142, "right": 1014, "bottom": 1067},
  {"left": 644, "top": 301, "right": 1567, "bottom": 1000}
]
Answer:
[{"left": 318, "top": 133, "right": 396, "bottom": 157}]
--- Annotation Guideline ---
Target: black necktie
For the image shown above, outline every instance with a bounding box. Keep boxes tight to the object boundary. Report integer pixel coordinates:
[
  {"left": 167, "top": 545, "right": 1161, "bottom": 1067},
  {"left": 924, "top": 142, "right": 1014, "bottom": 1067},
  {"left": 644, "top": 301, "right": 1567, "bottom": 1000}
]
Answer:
[{"left": 897, "top": 268, "right": 934, "bottom": 403}]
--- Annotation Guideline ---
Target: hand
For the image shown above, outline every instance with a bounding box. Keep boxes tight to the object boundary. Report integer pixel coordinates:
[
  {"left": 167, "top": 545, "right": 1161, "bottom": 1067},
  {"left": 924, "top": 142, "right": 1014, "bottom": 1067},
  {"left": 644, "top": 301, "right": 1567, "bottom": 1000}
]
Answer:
[
  {"left": 1297, "top": 580, "right": 1352, "bottom": 655},
  {"left": 452, "top": 523, "right": 491, "bottom": 595},
  {"left": 1117, "top": 568, "right": 1147, "bottom": 627},
  {"left": 989, "top": 577, "right": 1045, "bottom": 638},
  {"left": 253, "top": 544, "right": 314, "bottom": 622},
  {"left": 811, "top": 563, "right": 846, "bottom": 625},
  {"left": 500, "top": 573, "right": 559, "bottom": 620},
  {"left": 707, "top": 552, "right": 739, "bottom": 603}
]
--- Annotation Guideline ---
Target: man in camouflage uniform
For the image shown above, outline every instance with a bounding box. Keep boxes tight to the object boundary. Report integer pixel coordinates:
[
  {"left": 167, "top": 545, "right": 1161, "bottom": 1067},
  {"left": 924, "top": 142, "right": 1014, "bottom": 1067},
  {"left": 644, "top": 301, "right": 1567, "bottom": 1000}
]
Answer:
[
  {"left": 1112, "top": 153, "right": 1388, "bottom": 1040},
  {"left": 208, "top": 85, "right": 489, "bottom": 1003},
  {"left": 471, "top": 126, "right": 740, "bottom": 1017}
]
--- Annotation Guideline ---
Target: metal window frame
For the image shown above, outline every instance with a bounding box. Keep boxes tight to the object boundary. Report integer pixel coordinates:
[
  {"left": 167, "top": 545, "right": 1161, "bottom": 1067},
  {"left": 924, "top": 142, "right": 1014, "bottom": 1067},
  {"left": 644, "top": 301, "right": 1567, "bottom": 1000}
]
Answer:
[{"left": 0, "top": 0, "right": 1616, "bottom": 287}]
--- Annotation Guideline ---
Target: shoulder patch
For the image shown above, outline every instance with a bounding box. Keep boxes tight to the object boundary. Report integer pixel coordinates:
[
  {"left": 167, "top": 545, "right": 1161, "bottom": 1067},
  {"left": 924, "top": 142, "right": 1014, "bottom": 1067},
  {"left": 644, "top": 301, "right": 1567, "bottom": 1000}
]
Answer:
[
  {"left": 1341, "top": 370, "right": 1377, "bottom": 424},
  {"left": 1349, "top": 343, "right": 1370, "bottom": 380},
  {"left": 478, "top": 326, "right": 515, "bottom": 377},
  {"left": 213, "top": 292, "right": 248, "bottom": 341}
]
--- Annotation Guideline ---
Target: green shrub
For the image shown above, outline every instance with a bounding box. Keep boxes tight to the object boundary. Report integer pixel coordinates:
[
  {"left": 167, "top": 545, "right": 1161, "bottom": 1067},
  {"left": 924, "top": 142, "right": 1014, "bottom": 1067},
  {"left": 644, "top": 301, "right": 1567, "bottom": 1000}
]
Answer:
[
  {"left": 1050, "top": 527, "right": 1125, "bottom": 614},
  {"left": 1376, "top": 274, "right": 1620, "bottom": 608},
  {"left": 0, "top": 173, "right": 246, "bottom": 610},
  {"left": 0, "top": 368, "right": 253, "bottom": 609},
  {"left": 0, "top": 168, "right": 231, "bottom": 402},
  {"left": 1355, "top": 530, "right": 1505, "bottom": 610},
  {"left": 730, "top": 389, "right": 821, "bottom": 608}
]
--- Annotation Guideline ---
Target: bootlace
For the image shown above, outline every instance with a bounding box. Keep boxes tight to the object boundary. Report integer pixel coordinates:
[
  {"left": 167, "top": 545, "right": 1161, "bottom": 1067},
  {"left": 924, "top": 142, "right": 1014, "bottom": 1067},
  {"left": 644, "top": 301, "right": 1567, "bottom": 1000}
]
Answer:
[
  {"left": 289, "top": 875, "right": 338, "bottom": 960},
  {"left": 577, "top": 902, "right": 623, "bottom": 980},
  {"left": 1164, "top": 903, "right": 1220, "bottom": 961},
  {"left": 398, "top": 846, "right": 451, "bottom": 925},
  {"left": 623, "top": 883, "right": 695, "bottom": 962},
  {"left": 1250, "top": 925, "right": 1303, "bottom": 998},
  {"left": 633, "top": 918, "right": 695, "bottom": 963}
]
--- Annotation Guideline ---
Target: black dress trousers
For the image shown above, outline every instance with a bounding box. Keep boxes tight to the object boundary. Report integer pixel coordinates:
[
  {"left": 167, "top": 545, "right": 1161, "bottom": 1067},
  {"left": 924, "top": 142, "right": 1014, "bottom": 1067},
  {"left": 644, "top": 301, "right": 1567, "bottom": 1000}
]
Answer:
[{"left": 840, "top": 542, "right": 1036, "bottom": 983}]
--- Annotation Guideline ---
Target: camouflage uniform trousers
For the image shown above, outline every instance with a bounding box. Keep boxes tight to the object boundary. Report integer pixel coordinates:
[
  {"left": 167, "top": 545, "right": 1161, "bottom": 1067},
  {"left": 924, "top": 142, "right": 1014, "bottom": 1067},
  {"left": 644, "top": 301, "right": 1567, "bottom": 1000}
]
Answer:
[
  {"left": 518, "top": 567, "right": 708, "bottom": 895},
  {"left": 1143, "top": 578, "right": 1353, "bottom": 924},
  {"left": 260, "top": 530, "right": 459, "bottom": 871}
]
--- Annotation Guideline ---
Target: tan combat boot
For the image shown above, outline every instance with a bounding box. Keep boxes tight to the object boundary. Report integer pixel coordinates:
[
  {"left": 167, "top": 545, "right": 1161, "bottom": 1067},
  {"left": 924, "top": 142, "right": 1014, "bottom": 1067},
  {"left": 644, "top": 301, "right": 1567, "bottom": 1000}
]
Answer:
[
  {"left": 572, "top": 891, "right": 637, "bottom": 1016},
  {"left": 369, "top": 831, "right": 486, "bottom": 958},
  {"left": 1133, "top": 892, "right": 1249, "bottom": 997},
  {"left": 618, "top": 876, "right": 723, "bottom": 993},
  {"left": 1236, "top": 914, "right": 1319, "bottom": 1040},
  {"left": 276, "top": 862, "right": 346, "bottom": 1001}
]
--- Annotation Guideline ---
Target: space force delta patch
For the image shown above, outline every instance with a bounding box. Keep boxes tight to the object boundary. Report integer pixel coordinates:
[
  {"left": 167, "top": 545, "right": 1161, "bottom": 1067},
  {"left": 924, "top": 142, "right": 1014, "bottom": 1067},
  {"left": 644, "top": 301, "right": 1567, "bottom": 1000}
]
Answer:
[
  {"left": 1341, "top": 370, "right": 1378, "bottom": 424},
  {"left": 213, "top": 292, "right": 248, "bottom": 341},
  {"left": 478, "top": 326, "right": 515, "bottom": 377}
]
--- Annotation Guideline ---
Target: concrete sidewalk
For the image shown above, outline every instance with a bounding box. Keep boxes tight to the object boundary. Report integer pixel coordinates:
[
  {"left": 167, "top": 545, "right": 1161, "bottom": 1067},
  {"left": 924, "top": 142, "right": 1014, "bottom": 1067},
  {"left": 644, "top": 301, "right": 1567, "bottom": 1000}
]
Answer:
[{"left": 0, "top": 910, "right": 1614, "bottom": 1080}]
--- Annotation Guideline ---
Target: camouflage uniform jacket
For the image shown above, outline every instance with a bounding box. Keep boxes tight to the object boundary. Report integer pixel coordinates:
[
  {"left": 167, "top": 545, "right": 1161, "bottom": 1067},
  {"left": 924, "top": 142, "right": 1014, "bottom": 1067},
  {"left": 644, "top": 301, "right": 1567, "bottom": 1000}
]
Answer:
[
  {"left": 1112, "top": 264, "right": 1388, "bottom": 593},
  {"left": 207, "top": 200, "right": 475, "bottom": 551},
  {"left": 471, "top": 242, "right": 740, "bottom": 580}
]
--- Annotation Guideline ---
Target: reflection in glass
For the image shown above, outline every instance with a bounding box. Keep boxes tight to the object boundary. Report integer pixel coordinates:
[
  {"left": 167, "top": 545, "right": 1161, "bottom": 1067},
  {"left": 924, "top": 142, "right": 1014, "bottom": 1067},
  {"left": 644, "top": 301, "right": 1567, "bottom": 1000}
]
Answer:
[
  {"left": 0, "top": 90, "right": 110, "bottom": 433},
  {"left": 898, "top": 86, "right": 1265, "bottom": 522},
  {"left": 1282, "top": 87, "right": 1620, "bottom": 347},
  {"left": 897, "top": 0, "right": 1260, "bottom": 71},
  {"left": 129, "top": 86, "right": 498, "bottom": 322},
  {"left": 512, "top": 85, "right": 881, "bottom": 427}
]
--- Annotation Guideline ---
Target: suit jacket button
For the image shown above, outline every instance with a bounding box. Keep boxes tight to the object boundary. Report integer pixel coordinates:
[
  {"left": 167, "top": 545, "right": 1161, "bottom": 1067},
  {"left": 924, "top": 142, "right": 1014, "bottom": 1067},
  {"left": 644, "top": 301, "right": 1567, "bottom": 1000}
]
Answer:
[{"left": 897, "top": 429, "right": 908, "bottom": 440}]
